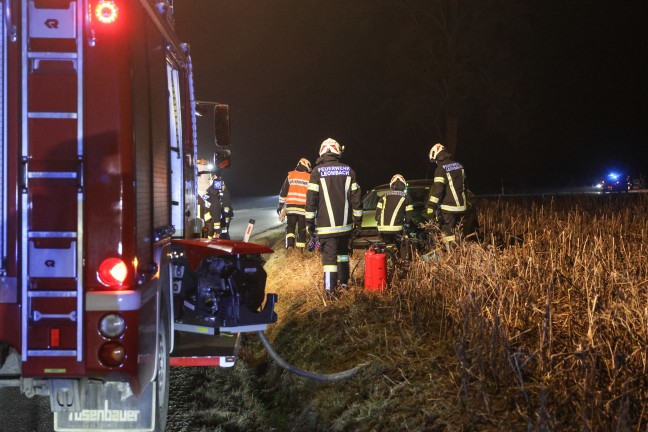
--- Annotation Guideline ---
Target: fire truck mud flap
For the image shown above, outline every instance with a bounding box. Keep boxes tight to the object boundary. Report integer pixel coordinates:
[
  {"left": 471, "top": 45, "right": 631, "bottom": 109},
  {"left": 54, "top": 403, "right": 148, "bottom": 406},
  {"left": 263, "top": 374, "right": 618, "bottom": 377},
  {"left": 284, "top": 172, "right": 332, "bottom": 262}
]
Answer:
[{"left": 53, "top": 381, "right": 156, "bottom": 432}]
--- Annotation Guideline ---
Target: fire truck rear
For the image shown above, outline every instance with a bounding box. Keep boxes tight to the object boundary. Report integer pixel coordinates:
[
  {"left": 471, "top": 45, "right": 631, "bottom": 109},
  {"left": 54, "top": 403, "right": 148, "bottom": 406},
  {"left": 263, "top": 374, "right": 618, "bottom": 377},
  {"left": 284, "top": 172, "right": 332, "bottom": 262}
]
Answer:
[{"left": 0, "top": 0, "right": 277, "bottom": 430}]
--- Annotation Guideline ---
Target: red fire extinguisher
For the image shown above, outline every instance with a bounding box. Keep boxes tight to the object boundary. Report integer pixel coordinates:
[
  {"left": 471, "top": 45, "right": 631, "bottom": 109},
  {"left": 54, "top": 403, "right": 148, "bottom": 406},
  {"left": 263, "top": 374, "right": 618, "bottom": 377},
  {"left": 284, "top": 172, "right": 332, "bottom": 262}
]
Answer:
[{"left": 364, "top": 245, "right": 387, "bottom": 291}]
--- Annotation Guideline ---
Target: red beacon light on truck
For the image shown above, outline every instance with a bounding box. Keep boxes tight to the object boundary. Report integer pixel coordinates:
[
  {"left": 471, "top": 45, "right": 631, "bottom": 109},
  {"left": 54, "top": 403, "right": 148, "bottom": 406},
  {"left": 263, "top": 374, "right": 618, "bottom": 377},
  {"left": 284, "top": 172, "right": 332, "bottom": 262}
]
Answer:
[
  {"left": 97, "top": 257, "right": 129, "bottom": 288},
  {"left": 95, "top": 0, "right": 119, "bottom": 24}
]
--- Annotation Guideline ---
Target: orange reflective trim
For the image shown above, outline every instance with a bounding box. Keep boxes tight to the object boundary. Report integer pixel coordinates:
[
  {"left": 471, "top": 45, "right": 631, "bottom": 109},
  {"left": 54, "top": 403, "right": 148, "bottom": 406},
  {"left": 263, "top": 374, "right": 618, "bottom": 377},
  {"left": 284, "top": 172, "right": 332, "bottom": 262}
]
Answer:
[{"left": 286, "top": 171, "right": 311, "bottom": 206}]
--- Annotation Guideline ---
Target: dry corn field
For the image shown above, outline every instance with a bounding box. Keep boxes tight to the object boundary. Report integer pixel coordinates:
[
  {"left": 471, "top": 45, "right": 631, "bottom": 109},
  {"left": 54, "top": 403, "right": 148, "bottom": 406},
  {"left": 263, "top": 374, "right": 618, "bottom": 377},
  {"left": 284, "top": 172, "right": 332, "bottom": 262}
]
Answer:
[{"left": 168, "top": 193, "right": 648, "bottom": 432}]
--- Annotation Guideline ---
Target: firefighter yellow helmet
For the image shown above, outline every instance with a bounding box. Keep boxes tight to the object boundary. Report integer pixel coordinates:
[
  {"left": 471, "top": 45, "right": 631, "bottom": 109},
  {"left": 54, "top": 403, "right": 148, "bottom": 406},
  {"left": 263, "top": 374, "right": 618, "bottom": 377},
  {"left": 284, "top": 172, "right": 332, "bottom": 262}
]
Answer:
[
  {"left": 390, "top": 174, "right": 406, "bottom": 189},
  {"left": 297, "top": 158, "right": 311, "bottom": 171},
  {"left": 319, "top": 138, "right": 342, "bottom": 156},
  {"left": 429, "top": 143, "right": 445, "bottom": 161}
]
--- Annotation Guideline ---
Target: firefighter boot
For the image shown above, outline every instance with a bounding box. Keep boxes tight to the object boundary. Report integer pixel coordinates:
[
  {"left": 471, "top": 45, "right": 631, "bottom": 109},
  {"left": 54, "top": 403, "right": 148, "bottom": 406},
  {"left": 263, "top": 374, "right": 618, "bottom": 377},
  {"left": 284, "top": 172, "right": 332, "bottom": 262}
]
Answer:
[
  {"left": 323, "top": 266, "right": 338, "bottom": 297},
  {"left": 337, "top": 254, "right": 350, "bottom": 288}
]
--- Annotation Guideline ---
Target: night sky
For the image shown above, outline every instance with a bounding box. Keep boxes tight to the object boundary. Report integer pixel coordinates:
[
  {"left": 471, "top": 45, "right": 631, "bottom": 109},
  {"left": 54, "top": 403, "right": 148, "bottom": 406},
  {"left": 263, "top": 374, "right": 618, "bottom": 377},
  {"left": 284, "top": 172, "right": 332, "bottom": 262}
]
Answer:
[{"left": 174, "top": 1, "right": 647, "bottom": 197}]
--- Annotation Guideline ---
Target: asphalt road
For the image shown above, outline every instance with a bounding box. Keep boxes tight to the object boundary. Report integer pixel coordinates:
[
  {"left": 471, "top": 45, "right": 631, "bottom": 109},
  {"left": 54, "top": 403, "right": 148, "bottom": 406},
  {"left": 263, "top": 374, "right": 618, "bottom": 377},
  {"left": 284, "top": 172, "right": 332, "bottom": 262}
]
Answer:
[
  {"left": 229, "top": 195, "right": 284, "bottom": 241},
  {"left": 0, "top": 386, "right": 53, "bottom": 431}
]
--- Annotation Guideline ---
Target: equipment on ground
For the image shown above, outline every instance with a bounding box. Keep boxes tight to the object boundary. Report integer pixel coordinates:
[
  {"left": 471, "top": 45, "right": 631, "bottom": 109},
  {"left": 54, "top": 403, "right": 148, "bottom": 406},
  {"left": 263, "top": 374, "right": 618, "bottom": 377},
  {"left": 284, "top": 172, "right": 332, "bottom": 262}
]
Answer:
[{"left": 364, "top": 245, "right": 387, "bottom": 291}]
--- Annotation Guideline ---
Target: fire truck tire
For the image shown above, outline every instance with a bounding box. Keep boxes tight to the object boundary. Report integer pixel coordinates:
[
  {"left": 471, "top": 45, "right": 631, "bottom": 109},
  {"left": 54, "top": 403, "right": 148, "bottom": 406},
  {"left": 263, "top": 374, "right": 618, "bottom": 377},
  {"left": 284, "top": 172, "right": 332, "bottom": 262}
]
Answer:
[{"left": 153, "top": 313, "right": 170, "bottom": 431}]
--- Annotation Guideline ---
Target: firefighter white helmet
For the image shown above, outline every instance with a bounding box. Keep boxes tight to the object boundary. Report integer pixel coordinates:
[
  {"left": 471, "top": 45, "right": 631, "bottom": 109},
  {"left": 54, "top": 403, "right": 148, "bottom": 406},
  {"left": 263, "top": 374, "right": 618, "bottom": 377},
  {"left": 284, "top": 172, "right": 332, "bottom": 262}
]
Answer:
[
  {"left": 429, "top": 143, "right": 445, "bottom": 161},
  {"left": 319, "top": 138, "right": 342, "bottom": 156},
  {"left": 390, "top": 174, "right": 406, "bottom": 189},
  {"left": 297, "top": 158, "right": 311, "bottom": 171}
]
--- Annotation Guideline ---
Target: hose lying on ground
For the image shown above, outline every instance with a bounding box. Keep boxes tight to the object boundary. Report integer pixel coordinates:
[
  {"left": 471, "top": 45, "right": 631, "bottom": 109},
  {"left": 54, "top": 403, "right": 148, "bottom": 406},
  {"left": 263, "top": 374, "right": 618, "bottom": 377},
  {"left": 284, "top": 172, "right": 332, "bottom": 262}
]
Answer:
[{"left": 257, "top": 331, "right": 367, "bottom": 382}]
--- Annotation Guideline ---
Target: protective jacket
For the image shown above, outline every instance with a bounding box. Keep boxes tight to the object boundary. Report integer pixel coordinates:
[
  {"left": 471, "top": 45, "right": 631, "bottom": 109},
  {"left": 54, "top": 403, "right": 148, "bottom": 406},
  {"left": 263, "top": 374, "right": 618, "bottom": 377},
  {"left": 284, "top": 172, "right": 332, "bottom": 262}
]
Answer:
[
  {"left": 376, "top": 180, "right": 414, "bottom": 232},
  {"left": 426, "top": 154, "right": 467, "bottom": 214},
  {"left": 203, "top": 178, "right": 233, "bottom": 234},
  {"left": 219, "top": 183, "right": 233, "bottom": 231},
  {"left": 278, "top": 165, "right": 310, "bottom": 215},
  {"left": 306, "top": 154, "right": 362, "bottom": 238}
]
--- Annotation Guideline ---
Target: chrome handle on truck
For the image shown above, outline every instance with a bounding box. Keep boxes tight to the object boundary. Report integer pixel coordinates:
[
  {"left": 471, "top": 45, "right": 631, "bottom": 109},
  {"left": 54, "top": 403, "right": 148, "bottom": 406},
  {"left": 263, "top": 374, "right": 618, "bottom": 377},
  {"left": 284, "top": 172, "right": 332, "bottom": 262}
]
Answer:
[
  {"left": 5, "top": 0, "right": 17, "bottom": 42},
  {"left": 33, "top": 310, "right": 77, "bottom": 322}
]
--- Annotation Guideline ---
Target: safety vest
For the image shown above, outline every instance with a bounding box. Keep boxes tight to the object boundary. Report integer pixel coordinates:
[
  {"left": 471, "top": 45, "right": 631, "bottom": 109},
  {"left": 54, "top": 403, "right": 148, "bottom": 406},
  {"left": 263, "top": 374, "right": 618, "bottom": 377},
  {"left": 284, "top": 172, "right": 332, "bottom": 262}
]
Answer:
[{"left": 279, "top": 170, "right": 311, "bottom": 214}]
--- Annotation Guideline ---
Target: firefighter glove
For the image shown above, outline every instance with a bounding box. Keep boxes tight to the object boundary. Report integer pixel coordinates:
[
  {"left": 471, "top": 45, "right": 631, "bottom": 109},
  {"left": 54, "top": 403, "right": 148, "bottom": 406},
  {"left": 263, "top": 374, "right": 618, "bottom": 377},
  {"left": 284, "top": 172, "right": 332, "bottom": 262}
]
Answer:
[
  {"left": 353, "top": 218, "right": 362, "bottom": 230},
  {"left": 276, "top": 205, "right": 283, "bottom": 215},
  {"left": 306, "top": 221, "right": 316, "bottom": 235}
]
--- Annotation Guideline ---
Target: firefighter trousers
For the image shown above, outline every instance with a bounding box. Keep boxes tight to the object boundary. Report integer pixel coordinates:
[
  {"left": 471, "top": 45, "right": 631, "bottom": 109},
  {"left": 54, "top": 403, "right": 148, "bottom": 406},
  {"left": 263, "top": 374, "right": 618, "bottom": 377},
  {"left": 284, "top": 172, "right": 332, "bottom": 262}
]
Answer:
[
  {"left": 319, "top": 234, "right": 350, "bottom": 291},
  {"left": 286, "top": 214, "right": 306, "bottom": 249},
  {"left": 438, "top": 211, "right": 465, "bottom": 243},
  {"left": 220, "top": 217, "right": 231, "bottom": 240}
]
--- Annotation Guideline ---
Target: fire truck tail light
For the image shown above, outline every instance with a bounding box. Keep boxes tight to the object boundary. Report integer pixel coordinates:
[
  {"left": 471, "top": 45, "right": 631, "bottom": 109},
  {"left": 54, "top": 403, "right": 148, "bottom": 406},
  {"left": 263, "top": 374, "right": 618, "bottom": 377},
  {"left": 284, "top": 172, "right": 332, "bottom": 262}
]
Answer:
[
  {"left": 99, "top": 342, "right": 125, "bottom": 367},
  {"left": 99, "top": 313, "right": 126, "bottom": 338},
  {"left": 97, "top": 257, "right": 128, "bottom": 287},
  {"left": 95, "top": 0, "right": 119, "bottom": 24}
]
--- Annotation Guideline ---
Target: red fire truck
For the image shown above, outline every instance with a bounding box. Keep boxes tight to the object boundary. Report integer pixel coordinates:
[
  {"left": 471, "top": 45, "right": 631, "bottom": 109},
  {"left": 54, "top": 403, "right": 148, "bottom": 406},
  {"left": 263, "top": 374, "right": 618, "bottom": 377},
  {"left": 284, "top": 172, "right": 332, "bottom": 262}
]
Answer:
[{"left": 0, "top": 0, "right": 277, "bottom": 430}]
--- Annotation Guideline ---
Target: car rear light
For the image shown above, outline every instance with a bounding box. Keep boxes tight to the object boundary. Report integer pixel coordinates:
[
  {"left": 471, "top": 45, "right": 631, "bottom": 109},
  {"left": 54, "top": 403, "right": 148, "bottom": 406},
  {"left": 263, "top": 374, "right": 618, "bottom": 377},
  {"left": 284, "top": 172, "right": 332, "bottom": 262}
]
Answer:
[
  {"left": 95, "top": 0, "right": 119, "bottom": 24},
  {"left": 97, "top": 257, "right": 128, "bottom": 288},
  {"left": 99, "top": 313, "right": 126, "bottom": 338},
  {"left": 99, "top": 342, "right": 125, "bottom": 367}
]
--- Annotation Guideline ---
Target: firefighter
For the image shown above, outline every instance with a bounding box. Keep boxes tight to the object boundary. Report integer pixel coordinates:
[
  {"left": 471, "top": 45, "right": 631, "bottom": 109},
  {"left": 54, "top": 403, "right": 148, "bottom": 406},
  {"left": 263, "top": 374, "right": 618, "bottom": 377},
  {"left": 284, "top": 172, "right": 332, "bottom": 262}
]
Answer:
[
  {"left": 219, "top": 177, "right": 233, "bottom": 239},
  {"left": 306, "top": 138, "right": 362, "bottom": 295},
  {"left": 278, "top": 158, "right": 312, "bottom": 250},
  {"left": 426, "top": 143, "right": 467, "bottom": 248},
  {"left": 375, "top": 174, "right": 414, "bottom": 246},
  {"left": 203, "top": 175, "right": 233, "bottom": 239}
]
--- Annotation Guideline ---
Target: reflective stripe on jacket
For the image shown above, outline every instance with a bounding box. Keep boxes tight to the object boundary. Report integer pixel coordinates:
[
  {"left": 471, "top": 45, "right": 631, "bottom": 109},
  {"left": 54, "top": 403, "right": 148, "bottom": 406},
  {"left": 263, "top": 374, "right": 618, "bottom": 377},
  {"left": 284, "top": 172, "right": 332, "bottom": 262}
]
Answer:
[
  {"left": 279, "top": 169, "right": 311, "bottom": 215},
  {"left": 376, "top": 190, "right": 414, "bottom": 232},
  {"left": 426, "top": 159, "right": 467, "bottom": 213},
  {"left": 305, "top": 154, "right": 362, "bottom": 238}
]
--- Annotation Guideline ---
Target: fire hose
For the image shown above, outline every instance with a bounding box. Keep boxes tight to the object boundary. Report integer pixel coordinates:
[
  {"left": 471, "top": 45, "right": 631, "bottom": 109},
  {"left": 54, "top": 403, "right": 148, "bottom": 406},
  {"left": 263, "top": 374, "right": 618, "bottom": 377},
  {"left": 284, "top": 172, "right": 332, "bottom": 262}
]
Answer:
[{"left": 257, "top": 331, "right": 368, "bottom": 382}]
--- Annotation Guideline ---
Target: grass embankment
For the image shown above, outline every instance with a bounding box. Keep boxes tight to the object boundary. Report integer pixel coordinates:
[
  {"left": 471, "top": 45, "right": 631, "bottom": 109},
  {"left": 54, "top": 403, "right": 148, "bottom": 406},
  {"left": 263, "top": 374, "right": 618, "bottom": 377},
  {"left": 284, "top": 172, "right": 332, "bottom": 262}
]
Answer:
[{"left": 169, "top": 193, "right": 648, "bottom": 432}]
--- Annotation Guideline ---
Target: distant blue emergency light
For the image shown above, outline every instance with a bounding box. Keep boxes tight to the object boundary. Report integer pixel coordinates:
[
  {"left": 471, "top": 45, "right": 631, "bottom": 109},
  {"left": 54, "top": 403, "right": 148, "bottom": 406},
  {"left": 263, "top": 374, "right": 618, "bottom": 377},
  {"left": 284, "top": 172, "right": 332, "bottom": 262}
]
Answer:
[{"left": 607, "top": 172, "right": 619, "bottom": 180}]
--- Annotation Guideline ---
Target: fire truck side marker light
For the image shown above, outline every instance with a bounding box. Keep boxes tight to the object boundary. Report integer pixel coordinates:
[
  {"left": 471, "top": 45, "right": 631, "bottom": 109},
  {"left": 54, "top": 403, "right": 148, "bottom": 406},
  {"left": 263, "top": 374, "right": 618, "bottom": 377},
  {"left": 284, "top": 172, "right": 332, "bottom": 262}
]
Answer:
[{"left": 45, "top": 368, "right": 66, "bottom": 374}]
